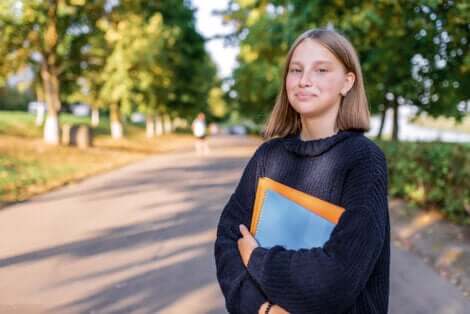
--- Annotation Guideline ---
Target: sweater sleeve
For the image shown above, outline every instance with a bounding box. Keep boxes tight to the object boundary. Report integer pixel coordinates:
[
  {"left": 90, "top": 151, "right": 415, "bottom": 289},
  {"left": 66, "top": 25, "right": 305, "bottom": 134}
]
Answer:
[
  {"left": 214, "top": 145, "right": 269, "bottom": 314},
  {"left": 246, "top": 150, "right": 389, "bottom": 314}
]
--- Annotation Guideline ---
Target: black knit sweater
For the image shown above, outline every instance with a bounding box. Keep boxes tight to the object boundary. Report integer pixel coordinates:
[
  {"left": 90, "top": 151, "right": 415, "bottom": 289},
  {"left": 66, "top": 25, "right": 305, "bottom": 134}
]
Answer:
[{"left": 214, "top": 129, "right": 390, "bottom": 314}]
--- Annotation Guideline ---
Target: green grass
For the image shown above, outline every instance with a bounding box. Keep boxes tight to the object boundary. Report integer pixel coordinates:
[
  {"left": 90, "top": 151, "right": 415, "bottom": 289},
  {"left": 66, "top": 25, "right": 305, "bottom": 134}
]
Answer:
[
  {"left": 0, "top": 110, "right": 195, "bottom": 206},
  {"left": 0, "top": 110, "right": 148, "bottom": 138}
]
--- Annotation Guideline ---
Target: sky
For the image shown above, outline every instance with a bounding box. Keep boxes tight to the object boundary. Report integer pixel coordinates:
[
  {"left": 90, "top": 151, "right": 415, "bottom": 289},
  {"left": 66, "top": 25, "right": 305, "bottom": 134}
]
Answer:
[
  {"left": 9, "top": 1, "right": 237, "bottom": 86},
  {"left": 191, "top": 0, "right": 239, "bottom": 79}
]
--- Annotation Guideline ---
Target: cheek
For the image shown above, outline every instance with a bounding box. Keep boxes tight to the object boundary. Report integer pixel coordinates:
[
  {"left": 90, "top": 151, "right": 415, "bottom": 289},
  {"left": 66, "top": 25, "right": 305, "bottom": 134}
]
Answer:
[
  {"left": 286, "top": 75, "right": 302, "bottom": 101},
  {"left": 285, "top": 75, "right": 297, "bottom": 92},
  {"left": 318, "top": 75, "right": 343, "bottom": 94}
]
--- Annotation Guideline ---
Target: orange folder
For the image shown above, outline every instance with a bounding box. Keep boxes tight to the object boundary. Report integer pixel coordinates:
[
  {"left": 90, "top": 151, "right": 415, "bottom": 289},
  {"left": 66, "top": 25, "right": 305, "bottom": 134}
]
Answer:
[{"left": 250, "top": 177, "right": 345, "bottom": 249}]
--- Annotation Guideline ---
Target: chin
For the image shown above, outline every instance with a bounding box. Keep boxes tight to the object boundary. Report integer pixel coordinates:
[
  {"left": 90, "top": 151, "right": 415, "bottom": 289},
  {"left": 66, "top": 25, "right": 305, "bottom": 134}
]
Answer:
[
  {"left": 291, "top": 101, "right": 319, "bottom": 114},
  {"left": 292, "top": 101, "right": 333, "bottom": 118}
]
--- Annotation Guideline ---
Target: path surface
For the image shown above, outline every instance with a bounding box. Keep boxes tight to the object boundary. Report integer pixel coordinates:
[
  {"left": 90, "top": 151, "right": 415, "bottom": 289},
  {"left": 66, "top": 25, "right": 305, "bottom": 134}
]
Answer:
[{"left": 0, "top": 135, "right": 469, "bottom": 313}]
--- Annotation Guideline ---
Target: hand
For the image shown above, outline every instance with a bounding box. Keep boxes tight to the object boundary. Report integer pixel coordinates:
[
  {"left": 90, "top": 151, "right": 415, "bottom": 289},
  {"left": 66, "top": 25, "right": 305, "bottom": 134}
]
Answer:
[
  {"left": 271, "top": 304, "right": 290, "bottom": 314},
  {"left": 237, "top": 224, "right": 259, "bottom": 267},
  {"left": 259, "top": 302, "right": 290, "bottom": 314}
]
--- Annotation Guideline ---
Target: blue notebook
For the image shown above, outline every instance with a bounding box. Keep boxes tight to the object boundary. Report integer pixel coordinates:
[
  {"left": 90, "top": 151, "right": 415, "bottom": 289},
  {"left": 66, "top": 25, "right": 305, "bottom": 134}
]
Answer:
[{"left": 250, "top": 177, "right": 345, "bottom": 250}]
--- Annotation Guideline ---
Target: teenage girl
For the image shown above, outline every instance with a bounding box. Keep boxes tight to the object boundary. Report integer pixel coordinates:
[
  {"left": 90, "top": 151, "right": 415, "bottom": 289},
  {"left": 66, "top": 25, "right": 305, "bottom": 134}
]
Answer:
[{"left": 215, "top": 28, "right": 390, "bottom": 314}]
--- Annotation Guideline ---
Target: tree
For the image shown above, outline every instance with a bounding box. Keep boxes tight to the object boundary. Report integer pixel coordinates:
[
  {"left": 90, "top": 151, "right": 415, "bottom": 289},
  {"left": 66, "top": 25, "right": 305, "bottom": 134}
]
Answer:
[
  {"left": 220, "top": 0, "right": 469, "bottom": 140},
  {"left": 0, "top": 0, "right": 106, "bottom": 144}
]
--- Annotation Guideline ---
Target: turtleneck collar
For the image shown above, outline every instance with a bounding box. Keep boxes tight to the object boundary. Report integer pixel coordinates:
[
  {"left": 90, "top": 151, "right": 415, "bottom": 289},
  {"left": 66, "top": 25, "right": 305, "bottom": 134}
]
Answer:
[{"left": 282, "top": 128, "right": 364, "bottom": 157}]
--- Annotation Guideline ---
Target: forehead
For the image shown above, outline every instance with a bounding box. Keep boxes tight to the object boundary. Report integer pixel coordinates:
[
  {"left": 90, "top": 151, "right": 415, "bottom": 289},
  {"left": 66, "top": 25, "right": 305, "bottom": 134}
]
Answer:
[{"left": 290, "top": 39, "right": 340, "bottom": 66}]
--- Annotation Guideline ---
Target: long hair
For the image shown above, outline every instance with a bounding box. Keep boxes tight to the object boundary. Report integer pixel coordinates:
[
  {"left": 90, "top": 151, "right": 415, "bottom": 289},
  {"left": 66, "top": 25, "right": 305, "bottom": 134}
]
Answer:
[{"left": 263, "top": 28, "right": 370, "bottom": 139}]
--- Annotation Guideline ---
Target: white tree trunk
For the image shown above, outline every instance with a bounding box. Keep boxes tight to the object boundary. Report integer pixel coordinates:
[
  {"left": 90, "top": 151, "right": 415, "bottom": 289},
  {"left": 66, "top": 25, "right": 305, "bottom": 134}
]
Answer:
[
  {"left": 110, "top": 103, "right": 123, "bottom": 139},
  {"left": 171, "top": 117, "right": 179, "bottom": 131},
  {"left": 163, "top": 114, "right": 172, "bottom": 133},
  {"left": 146, "top": 115, "right": 155, "bottom": 138},
  {"left": 44, "top": 113, "right": 60, "bottom": 145},
  {"left": 155, "top": 115, "right": 164, "bottom": 136},
  {"left": 91, "top": 108, "right": 100, "bottom": 127},
  {"left": 173, "top": 117, "right": 181, "bottom": 128},
  {"left": 111, "top": 121, "right": 123, "bottom": 139},
  {"left": 35, "top": 104, "right": 45, "bottom": 126}
]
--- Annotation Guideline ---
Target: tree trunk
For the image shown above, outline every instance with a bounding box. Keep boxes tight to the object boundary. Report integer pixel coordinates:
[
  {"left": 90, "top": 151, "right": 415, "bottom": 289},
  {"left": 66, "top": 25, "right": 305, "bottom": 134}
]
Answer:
[
  {"left": 91, "top": 107, "right": 100, "bottom": 127},
  {"left": 392, "top": 100, "right": 399, "bottom": 141},
  {"left": 35, "top": 104, "right": 46, "bottom": 127},
  {"left": 44, "top": 110, "right": 60, "bottom": 144},
  {"left": 163, "top": 114, "right": 172, "bottom": 134},
  {"left": 171, "top": 116, "right": 178, "bottom": 132},
  {"left": 146, "top": 113, "right": 155, "bottom": 138},
  {"left": 110, "top": 103, "right": 123, "bottom": 139},
  {"left": 377, "top": 102, "right": 388, "bottom": 140},
  {"left": 41, "top": 63, "right": 61, "bottom": 144},
  {"left": 34, "top": 80, "right": 45, "bottom": 126},
  {"left": 155, "top": 114, "right": 163, "bottom": 136},
  {"left": 41, "top": 1, "right": 61, "bottom": 145}
]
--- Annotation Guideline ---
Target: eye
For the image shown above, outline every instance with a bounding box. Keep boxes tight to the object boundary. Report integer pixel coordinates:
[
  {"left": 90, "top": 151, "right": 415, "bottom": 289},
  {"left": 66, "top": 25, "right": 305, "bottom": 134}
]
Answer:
[
  {"left": 316, "top": 68, "right": 328, "bottom": 73},
  {"left": 289, "top": 68, "right": 301, "bottom": 73}
]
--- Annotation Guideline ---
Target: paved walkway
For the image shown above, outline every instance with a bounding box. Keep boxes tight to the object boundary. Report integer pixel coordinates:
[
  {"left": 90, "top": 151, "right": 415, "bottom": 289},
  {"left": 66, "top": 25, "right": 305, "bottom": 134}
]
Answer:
[{"left": 0, "top": 135, "right": 468, "bottom": 313}]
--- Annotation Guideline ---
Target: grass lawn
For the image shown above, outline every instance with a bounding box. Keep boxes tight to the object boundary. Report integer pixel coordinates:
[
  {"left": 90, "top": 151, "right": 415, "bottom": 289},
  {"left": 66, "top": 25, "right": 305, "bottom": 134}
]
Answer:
[{"left": 0, "top": 111, "right": 195, "bottom": 207}]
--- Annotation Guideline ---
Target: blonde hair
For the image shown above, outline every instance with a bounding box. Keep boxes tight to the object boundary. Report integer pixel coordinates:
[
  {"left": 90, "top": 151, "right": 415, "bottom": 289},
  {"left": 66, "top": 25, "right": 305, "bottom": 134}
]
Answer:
[{"left": 263, "top": 28, "right": 370, "bottom": 139}]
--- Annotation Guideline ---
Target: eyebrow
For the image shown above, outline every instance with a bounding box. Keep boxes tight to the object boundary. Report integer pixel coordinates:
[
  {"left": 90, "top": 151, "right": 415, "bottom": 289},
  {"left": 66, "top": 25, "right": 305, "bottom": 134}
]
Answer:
[{"left": 290, "top": 60, "right": 334, "bottom": 66}]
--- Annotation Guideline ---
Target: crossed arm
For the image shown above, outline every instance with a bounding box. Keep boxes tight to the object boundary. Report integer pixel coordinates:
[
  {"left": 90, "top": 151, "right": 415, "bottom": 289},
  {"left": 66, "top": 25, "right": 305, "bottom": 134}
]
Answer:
[
  {"left": 214, "top": 192, "right": 289, "bottom": 314},
  {"left": 214, "top": 144, "right": 388, "bottom": 313}
]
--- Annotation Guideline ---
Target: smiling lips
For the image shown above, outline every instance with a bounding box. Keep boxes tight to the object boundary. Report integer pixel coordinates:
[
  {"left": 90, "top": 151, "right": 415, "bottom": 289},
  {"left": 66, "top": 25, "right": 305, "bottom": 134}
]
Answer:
[{"left": 295, "top": 92, "right": 317, "bottom": 100}]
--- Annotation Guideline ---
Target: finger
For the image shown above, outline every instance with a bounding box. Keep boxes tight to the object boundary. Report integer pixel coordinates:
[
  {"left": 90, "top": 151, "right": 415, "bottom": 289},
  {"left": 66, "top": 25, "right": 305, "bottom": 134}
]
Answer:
[{"left": 239, "top": 224, "right": 249, "bottom": 237}]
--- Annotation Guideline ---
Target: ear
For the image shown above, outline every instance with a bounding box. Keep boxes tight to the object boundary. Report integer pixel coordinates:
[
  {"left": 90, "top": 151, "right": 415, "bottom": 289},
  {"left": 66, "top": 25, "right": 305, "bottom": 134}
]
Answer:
[{"left": 340, "top": 72, "right": 355, "bottom": 96}]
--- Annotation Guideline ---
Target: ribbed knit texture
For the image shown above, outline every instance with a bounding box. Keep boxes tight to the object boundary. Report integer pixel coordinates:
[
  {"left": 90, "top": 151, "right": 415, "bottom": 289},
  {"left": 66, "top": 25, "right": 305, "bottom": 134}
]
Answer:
[{"left": 214, "top": 129, "right": 390, "bottom": 314}]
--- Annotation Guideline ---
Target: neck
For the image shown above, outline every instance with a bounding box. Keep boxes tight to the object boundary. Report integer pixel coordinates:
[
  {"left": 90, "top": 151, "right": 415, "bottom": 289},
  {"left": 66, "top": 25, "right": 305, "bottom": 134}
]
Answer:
[
  {"left": 300, "top": 128, "right": 338, "bottom": 141},
  {"left": 299, "top": 115, "right": 339, "bottom": 141}
]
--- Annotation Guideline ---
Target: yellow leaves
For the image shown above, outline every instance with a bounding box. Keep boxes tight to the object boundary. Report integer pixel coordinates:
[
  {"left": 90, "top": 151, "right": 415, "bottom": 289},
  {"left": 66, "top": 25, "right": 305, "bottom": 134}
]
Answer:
[
  {"left": 238, "top": 0, "right": 256, "bottom": 9},
  {"left": 117, "top": 19, "right": 129, "bottom": 32},
  {"left": 147, "top": 13, "right": 163, "bottom": 33},
  {"left": 58, "top": 2, "right": 77, "bottom": 16},
  {"left": 70, "top": 0, "right": 86, "bottom": 5},
  {"left": 105, "top": 28, "right": 121, "bottom": 43},
  {"left": 405, "top": 183, "right": 426, "bottom": 204},
  {"left": 247, "top": 9, "right": 261, "bottom": 26},
  {"left": 240, "top": 44, "right": 258, "bottom": 63},
  {"left": 152, "top": 66, "right": 164, "bottom": 76},
  {"left": 162, "top": 77, "right": 171, "bottom": 87},
  {"left": 44, "top": 23, "right": 58, "bottom": 48},
  {"left": 96, "top": 17, "right": 109, "bottom": 31},
  {"left": 208, "top": 87, "right": 228, "bottom": 118}
]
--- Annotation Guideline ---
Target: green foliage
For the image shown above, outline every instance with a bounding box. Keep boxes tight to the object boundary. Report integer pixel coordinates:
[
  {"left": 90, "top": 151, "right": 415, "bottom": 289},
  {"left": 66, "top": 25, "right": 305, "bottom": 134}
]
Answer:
[
  {"left": 221, "top": 0, "right": 469, "bottom": 125},
  {"left": 378, "top": 139, "right": 470, "bottom": 225},
  {"left": 0, "top": 0, "right": 218, "bottom": 137},
  {"left": 0, "top": 86, "right": 32, "bottom": 111},
  {"left": 98, "top": 12, "right": 174, "bottom": 115},
  {"left": 89, "top": 0, "right": 217, "bottom": 121}
]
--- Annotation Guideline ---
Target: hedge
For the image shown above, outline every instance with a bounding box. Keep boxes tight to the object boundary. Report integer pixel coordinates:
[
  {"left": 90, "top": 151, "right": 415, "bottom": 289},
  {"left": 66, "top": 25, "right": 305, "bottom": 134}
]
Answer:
[{"left": 376, "top": 140, "right": 470, "bottom": 225}]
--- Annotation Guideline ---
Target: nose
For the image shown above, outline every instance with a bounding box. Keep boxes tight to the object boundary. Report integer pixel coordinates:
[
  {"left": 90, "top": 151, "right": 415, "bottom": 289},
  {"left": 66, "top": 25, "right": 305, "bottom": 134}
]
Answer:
[{"left": 299, "top": 71, "right": 312, "bottom": 87}]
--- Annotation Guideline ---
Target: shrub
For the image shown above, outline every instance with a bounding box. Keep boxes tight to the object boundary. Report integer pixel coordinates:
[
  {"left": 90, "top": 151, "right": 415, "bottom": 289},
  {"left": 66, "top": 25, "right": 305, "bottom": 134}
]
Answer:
[{"left": 377, "top": 140, "right": 470, "bottom": 225}]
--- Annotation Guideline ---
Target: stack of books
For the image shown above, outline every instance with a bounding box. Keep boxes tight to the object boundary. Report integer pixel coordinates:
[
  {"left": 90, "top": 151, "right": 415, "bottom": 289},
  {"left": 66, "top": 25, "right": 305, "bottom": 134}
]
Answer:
[{"left": 250, "top": 177, "right": 345, "bottom": 250}]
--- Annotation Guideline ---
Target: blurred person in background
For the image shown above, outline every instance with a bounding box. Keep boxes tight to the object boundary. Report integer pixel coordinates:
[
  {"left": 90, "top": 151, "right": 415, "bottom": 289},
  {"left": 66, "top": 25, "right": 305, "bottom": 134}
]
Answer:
[{"left": 192, "top": 112, "right": 210, "bottom": 156}]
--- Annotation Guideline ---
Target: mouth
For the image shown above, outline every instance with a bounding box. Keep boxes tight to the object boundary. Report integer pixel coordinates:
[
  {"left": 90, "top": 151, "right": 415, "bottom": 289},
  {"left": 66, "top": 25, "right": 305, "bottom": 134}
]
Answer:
[{"left": 295, "top": 93, "right": 317, "bottom": 100}]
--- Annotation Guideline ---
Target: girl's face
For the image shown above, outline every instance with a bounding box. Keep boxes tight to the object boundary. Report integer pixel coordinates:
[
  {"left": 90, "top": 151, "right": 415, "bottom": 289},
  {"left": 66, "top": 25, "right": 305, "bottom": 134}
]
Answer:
[{"left": 286, "top": 39, "right": 354, "bottom": 118}]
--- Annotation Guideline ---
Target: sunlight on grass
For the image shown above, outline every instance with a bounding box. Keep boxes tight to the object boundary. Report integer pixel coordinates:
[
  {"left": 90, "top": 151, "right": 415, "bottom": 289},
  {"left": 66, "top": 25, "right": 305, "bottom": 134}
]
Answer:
[{"left": 0, "top": 111, "right": 195, "bottom": 206}]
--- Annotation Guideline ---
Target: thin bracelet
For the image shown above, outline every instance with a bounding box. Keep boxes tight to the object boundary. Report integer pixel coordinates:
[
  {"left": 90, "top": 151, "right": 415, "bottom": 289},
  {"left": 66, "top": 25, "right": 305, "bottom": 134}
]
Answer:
[{"left": 265, "top": 302, "right": 273, "bottom": 314}]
